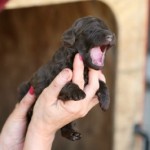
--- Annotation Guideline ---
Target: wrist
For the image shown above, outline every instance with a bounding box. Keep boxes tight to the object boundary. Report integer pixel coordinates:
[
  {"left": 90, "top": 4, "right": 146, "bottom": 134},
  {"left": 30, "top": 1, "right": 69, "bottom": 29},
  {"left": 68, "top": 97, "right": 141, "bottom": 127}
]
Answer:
[
  {"left": 30, "top": 114, "right": 57, "bottom": 137},
  {"left": 23, "top": 120, "right": 55, "bottom": 150}
]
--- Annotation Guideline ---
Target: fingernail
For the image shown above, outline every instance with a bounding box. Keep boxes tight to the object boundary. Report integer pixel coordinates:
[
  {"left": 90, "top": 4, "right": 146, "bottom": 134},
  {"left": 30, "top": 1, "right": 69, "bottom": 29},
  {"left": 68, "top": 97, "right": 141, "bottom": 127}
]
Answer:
[
  {"left": 29, "top": 86, "right": 34, "bottom": 95},
  {"left": 79, "top": 54, "right": 83, "bottom": 61}
]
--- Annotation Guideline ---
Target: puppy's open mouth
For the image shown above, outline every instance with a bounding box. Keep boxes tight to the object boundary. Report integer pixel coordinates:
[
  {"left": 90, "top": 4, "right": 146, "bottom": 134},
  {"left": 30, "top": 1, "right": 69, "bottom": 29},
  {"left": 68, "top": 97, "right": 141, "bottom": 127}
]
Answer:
[{"left": 90, "top": 45, "right": 109, "bottom": 67}]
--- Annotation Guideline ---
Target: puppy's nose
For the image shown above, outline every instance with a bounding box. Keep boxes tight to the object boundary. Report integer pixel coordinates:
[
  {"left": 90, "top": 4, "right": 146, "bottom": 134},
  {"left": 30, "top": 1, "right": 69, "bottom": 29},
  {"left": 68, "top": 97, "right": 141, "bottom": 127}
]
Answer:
[{"left": 106, "top": 34, "right": 113, "bottom": 42}]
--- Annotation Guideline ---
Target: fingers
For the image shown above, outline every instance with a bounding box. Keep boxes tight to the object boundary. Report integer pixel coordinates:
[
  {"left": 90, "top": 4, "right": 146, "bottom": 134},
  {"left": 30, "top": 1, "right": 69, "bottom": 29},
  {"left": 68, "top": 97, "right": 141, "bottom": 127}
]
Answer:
[
  {"left": 13, "top": 87, "right": 36, "bottom": 119},
  {"left": 81, "top": 69, "right": 99, "bottom": 115},
  {"left": 72, "top": 54, "right": 84, "bottom": 89},
  {"left": 43, "top": 68, "right": 72, "bottom": 101},
  {"left": 85, "top": 70, "right": 106, "bottom": 113},
  {"left": 62, "top": 68, "right": 100, "bottom": 118},
  {"left": 84, "top": 69, "right": 99, "bottom": 100}
]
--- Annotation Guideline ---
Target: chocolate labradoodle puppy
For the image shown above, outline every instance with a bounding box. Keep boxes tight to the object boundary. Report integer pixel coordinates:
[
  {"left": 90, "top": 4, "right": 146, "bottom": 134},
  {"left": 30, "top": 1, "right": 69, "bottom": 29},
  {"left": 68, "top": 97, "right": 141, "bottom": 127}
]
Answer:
[{"left": 18, "top": 16, "right": 115, "bottom": 141}]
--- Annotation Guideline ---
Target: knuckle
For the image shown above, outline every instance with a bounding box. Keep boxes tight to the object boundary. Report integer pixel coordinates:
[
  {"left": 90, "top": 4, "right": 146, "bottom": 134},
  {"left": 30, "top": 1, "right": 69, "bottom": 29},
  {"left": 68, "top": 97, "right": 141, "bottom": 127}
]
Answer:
[
  {"left": 75, "top": 80, "right": 84, "bottom": 89},
  {"left": 41, "top": 88, "right": 50, "bottom": 101},
  {"left": 71, "top": 108, "right": 80, "bottom": 115},
  {"left": 21, "top": 101, "right": 30, "bottom": 108},
  {"left": 40, "top": 88, "right": 51, "bottom": 104},
  {"left": 21, "top": 97, "right": 31, "bottom": 107},
  {"left": 79, "top": 111, "right": 87, "bottom": 118},
  {"left": 93, "top": 80, "right": 99, "bottom": 91},
  {"left": 68, "top": 105, "right": 81, "bottom": 115},
  {"left": 52, "top": 80, "right": 59, "bottom": 88},
  {"left": 42, "top": 87, "right": 48, "bottom": 95},
  {"left": 80, "top": 80, "right": 85, "bottom": 87},
  {"left": 68, "top": 106, "right": 87, "bottom": 118}
]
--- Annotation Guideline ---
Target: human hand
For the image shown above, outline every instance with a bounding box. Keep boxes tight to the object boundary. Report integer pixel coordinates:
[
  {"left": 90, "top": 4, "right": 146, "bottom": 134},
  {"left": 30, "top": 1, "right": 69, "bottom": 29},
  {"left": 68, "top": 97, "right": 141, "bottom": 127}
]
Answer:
[
  {"left": 23, "top": 53, "right": 106, "bottom": 150},
  {"left": 0, "top": 87, "right": 36, "bottom": 150}
]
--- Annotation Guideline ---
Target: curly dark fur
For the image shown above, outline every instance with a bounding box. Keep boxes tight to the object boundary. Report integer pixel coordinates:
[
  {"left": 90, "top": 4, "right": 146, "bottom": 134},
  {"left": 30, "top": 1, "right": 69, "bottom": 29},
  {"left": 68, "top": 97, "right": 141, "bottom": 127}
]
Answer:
[{"left": 18, "top": 16, "right": 115, "bottom": 141}]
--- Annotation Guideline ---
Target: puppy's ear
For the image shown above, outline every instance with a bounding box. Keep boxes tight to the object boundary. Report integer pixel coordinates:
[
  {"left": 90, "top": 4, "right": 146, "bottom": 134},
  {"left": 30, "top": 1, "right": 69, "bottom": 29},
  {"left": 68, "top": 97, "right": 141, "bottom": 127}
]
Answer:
[{"left": 62, "top": 28, "right": 75, "bottom": 46}]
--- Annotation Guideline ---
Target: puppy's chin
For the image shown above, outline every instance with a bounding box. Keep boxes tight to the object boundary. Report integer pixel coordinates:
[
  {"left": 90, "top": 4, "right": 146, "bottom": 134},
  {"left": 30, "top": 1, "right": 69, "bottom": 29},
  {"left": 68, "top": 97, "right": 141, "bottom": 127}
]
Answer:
[{"left": 84, "top": 55, "right": 104, "bottom": 70}]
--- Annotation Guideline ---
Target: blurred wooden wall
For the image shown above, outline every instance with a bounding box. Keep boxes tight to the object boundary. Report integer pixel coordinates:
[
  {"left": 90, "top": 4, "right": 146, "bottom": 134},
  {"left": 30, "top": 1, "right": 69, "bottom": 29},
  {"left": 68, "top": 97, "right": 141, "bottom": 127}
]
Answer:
[{"left": 0, "top": 1, "right": 117, "bottom": 150}]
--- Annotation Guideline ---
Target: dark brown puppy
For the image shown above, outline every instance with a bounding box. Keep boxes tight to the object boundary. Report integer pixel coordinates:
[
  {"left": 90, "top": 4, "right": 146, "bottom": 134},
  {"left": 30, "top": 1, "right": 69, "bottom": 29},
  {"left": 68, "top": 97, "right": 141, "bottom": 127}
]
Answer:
[{"left": 18, "top": 16, "right": 115, "bottom": 141}]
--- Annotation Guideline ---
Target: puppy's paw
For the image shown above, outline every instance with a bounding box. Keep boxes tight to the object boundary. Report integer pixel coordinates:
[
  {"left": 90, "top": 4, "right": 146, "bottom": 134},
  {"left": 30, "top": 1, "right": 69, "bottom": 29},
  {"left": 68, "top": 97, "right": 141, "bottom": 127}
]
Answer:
[
  {"left": 98, "top": 92, "right": 110, "bottom": 111},
  {"left": 96, "top": 80, "right": 110, "bottom": 111},
  {"left": 59, "top": 82, "right": 86, "bottom": 101},
  {"left": 70, "top": 88, "right": 86, "bottom": 100},
  {"left": 69, "top": 131, "right": 82, "bottom": 141},
  {"left": 61, "top": 128, "right": 82, "bottom": 141}
]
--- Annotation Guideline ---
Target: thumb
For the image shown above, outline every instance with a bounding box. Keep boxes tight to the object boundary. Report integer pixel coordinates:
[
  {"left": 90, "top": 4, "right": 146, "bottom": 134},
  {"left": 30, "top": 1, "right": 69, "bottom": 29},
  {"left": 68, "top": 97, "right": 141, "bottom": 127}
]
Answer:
[{"left": 43, "top": 68, "right": 72, "bottom": 100}]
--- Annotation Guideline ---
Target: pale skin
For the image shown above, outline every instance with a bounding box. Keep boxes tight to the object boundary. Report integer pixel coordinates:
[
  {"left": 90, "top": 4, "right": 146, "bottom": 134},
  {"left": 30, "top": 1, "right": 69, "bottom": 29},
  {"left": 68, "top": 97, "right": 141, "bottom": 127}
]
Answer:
[{"left": 0, "top": 54, "right": 106, "bottom": 150}]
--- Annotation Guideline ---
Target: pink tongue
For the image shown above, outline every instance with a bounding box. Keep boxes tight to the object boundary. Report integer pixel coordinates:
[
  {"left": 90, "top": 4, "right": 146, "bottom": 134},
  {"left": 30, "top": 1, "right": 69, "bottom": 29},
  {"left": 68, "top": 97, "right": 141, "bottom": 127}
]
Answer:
[{"left": 90, "top": 46, "right": 104, "bottom": 66}]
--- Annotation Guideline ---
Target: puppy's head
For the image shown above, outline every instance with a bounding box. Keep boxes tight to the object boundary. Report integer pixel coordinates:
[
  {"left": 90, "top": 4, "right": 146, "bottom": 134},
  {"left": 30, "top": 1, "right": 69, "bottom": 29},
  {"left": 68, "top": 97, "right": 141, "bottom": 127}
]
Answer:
[{"left": 62, "top": 16, "right": 116, "bottom": 70}]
